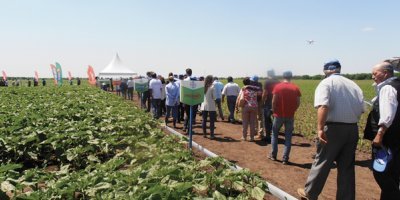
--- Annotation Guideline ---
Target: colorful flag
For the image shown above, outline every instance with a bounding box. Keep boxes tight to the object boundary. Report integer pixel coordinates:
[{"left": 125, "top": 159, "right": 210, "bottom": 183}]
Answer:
[
  {"left": 68, "top": 71, "right": 72, "bottom": 81},
  {"left": 34, "top": 71, "right": 39, "bottom": 81},
  {"left": 55, "top": 62, "right": 63, "bottom": 86},
  {"left": 50, "top": 64, "right": 57, "bottom": 85},
  {"left": 2, "top": 71, "right": 7, "bottom": 81},
  {"left": 180, "top": 80, "right": 204, "bottom": 105},
  {"left": 87, "top": 65, "right": 96, "bottom": 85}
]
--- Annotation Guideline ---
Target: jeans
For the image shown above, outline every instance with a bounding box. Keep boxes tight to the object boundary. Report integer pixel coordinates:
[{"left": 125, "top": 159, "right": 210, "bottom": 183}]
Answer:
[
  {"left": 227, "top": 96, "right": 237, "bottom": 122},
  {"left": 184, "top": 104, "right": 198, "bottom": 132},
  {"left": 127, "top": 87, "right": 134, "bottom": 100},
  {"left": 202, "top": 111, "right": 216, "bottom": 137},
  {"left": 270, "top": 117, "right": 294, "bottom": 161},
  {"left": 151, "top": 99, "right": 161, "bottom": 119},
  {"left": 141, "top": 91, "right": 151, "bottom": 112},
  {"left": 264, "top": 105, "right": 273, "bottom": 137},
  {"left": 215, "top": 98, "right": 224, "bottom": 120}
]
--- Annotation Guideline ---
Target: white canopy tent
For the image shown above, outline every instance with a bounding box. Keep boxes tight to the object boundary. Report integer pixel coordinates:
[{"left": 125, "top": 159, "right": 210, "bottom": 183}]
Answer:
[{"left": 98, "top": 53, "right": 137, "bottom": 79}]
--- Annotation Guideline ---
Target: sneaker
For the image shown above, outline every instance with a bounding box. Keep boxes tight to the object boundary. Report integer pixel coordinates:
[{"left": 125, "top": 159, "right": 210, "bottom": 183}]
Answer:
[
  {"left": 297, "top": 188, "right": 310, "bottom": 200},
  {"left": 241, "top": 137, "right": 246, "bottom": 141},
  {"left": 282, "top": 161, "right": 289, "bottom": 165},
  {"left": 268, "top": 155, "right": 276, "bottom": 161}
]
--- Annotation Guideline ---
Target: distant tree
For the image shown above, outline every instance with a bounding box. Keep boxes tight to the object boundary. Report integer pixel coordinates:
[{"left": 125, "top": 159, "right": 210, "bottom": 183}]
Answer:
[
  {"left": 302, "top": 75, "right": 311, "bottom": 80},
  {"left": 312, "top": 75, "right": 323, "bottom": 80}
]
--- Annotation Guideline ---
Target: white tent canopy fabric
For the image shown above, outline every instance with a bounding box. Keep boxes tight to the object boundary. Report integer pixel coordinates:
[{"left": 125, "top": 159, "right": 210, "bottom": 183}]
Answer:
[{"left": 98, "top": 53, "right": 137, "bottom": 79}]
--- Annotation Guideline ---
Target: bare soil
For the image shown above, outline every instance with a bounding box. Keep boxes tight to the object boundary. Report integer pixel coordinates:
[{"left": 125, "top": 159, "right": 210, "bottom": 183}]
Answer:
[{"left": 129, "top": 94, "right": 380, "bottom": 200}]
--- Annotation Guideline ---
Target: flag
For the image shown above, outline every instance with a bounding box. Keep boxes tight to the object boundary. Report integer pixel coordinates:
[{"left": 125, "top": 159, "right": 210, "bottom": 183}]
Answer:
[
  {"left": 55, "top": 62, "right": 63, "bottom": 86},
  {"left": 34, "top": 71, "right": 39, "bottom": 81},
  {"left": 87, "top": 65, "right": 96, "bottom": 85},
  {"left": 2, "top": 71, "right": 7, "bottom": 81},
  {"left": 68, "top": 71, "right": 72, "bottom": 81}
]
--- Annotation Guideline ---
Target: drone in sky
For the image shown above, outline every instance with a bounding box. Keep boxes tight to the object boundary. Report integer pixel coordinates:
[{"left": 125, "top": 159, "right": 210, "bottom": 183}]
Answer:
[{"left": 306, "top": 40, "right": 315, "bottom": 45}]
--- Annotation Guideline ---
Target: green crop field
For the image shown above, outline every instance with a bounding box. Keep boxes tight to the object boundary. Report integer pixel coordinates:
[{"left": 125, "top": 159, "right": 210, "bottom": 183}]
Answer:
[{"left": 0, "top": 85, "right": 268, "bottom": 199}]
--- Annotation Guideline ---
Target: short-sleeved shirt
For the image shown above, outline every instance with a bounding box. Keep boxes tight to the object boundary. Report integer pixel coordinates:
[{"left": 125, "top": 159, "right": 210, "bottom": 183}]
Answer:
[
  {"left": 213, "top": 80, "right": 224, "bottom": 99},
  {"left": 272, "top": 82, "right": 301, "bottom": 118},
  {"left": 127, "top": 80, "right": 134, "bottom": 88},
  {"left": 165, "top": 82, "right": 180, "bottom": 106},
  {"left": 314, "top": 74, "right": 364, "bottom": 123},
  {"left": 222, "top": 82, "right": 240, "bottom": 97},
  {"left": 149, "top": 78, "right": 162, "bottom": 99}
]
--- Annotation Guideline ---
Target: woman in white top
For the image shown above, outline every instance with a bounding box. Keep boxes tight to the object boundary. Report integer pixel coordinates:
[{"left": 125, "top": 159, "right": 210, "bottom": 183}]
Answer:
[{"left": 201, "top": 75, "right": 217, "bottom": 139}]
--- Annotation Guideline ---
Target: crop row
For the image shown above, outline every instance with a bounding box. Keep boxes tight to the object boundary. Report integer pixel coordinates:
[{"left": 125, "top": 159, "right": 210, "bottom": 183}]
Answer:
[{"left": 0, "top": 86, "right": 268, "bottom": 199}]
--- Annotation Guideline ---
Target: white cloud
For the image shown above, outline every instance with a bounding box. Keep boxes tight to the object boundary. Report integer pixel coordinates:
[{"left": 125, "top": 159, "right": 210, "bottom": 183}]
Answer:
[{"left": 362, "top": 27, "right": 375, "bottom": 32}]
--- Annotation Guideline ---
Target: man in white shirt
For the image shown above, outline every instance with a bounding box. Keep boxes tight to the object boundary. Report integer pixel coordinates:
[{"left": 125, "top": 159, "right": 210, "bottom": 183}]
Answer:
[
  {"left": 213, "top": 77, "right": 225, "bottom": 121},
  {"left": 127, "top": 78, "right": 135, "bottom": 100},
  {"left": 222, "top": 76, "right": 240, "bottom": 123},
  {"left": 183, "top": 68, "right": 198, "bottom": 132},
  {"left": 365, "top": 62, "right": 400, "bottom": 199},
  {"left": 298, "top": 59, "right": 364, "bottom": 200},
  {"left": 149, "top": 73, "right": 162, "bottom": 119}
]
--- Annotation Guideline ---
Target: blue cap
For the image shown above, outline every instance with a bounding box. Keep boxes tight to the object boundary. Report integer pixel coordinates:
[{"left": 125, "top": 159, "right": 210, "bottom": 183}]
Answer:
[
  {"left": 282, "top": 71, "right": 293, "bottom": 78},
  {"left": 373, "top": 146, "right": 392, "bottom": 172},
  {"left": 323, "top": 59, "right": 341, "bottom": 71},
  {"left": 250, "top": 75, "right": 259, "bottom": 82}
]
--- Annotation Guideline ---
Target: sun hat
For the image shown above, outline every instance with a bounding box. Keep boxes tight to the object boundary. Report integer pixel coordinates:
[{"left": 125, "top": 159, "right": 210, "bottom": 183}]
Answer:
[
  {"left": 250, "top": 75, "right": 259, "bottom": 82},
  {"left": 373, "top": 146, "right": 392, "bottom": 172},
  {"left": 323, "top": 59, "right": 341, "bottom": 71}
]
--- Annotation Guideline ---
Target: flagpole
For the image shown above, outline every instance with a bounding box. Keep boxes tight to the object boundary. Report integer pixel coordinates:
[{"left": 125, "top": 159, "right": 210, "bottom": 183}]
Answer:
[{"left": 189, "top": 105, "right": 193, "bottom": 150}]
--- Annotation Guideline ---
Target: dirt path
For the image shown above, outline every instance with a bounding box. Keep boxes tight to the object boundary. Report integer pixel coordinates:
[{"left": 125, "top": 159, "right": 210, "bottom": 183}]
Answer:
[{"left": 127, "top": 94, "right": 380, "bottom": 199}]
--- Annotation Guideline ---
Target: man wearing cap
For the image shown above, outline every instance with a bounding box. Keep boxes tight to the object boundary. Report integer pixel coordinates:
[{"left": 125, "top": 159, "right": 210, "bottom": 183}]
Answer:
[
  {"left": 364, "top": 61, "right": 400, "bottom": 199},
  {"left": 298, "top": 59, "right": 364, "bottom": 200},
  {"left": 268, "top": 71, "right": 301, "bottom": 165}
]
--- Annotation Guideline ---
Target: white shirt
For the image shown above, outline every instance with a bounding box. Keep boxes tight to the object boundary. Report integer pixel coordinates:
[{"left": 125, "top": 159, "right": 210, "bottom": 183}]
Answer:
[
  {"left": 222, "top": 82, "right": 240, "bottom": 96},
  {"left": 149, "top": 78, "right": 162, "bottom": 99},
  {"left": 314, "top": 74, "right": 364, "bottom": 123},
  {"left": 201, "top": 86, "right": 217, "bottom": 111},
  {"left": 376, "top": 77, "right": 398, "bottom": 128}
]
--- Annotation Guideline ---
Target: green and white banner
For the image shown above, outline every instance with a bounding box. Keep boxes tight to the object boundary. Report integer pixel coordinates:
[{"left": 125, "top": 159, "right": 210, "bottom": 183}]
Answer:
[
  {"left": 55, "top": 62, "right": 63, "bottom": 86},
  {"left": 134, "top": 78, "right": 149, "bottom": 93},
  {"left": 180, "top": 80, "right": 204, "bottom": 105}
]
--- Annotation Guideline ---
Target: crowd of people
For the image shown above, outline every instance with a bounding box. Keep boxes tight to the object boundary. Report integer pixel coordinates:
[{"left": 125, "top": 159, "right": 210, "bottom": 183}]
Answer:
[
  {"left": 0, "top": 77, "right": 81, "bottom": 87},
  {"left": 98, "top": 59, "right": 399, "bottom": 200}
]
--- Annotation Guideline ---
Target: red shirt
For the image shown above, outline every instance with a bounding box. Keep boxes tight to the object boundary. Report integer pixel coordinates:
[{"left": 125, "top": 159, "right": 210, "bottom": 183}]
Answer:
[{"left": 272, "top": 82, "right": 301, "bottom": 118}]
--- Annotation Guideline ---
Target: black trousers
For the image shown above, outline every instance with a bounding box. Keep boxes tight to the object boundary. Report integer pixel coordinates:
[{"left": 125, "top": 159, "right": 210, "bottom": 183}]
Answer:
[{"left": 373, "top": 146, "right": 400, "bottom": 200}]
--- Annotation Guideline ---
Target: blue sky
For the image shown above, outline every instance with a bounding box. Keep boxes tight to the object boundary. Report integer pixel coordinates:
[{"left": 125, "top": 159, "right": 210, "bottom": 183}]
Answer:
[{"left": 0, "top": 0, "right": 399, "bottom": 78}]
